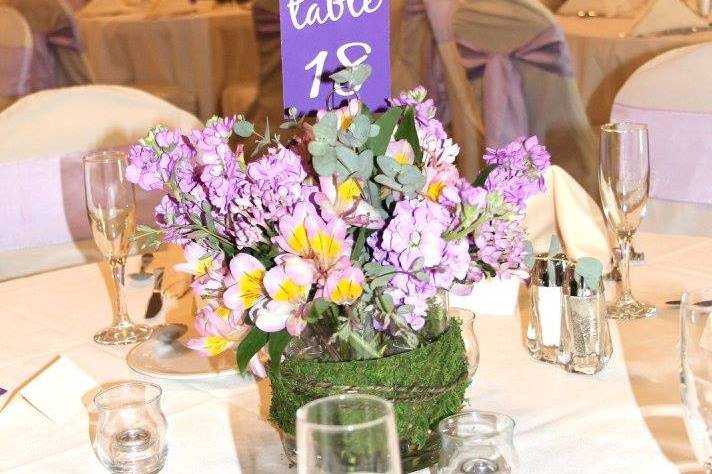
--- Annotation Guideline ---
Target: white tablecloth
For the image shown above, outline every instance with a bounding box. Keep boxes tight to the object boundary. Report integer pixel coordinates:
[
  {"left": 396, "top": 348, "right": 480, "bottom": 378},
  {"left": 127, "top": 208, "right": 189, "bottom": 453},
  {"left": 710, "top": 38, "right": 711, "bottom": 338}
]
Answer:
[
  {"left": 1, "top": 232, "right": 709, "bottom": 472},
  {"left": 77, "top": 3, "right": 258, "bottom": 120},
  {"left": 560, "top": 15, "right": 712, "bottom": 126}
]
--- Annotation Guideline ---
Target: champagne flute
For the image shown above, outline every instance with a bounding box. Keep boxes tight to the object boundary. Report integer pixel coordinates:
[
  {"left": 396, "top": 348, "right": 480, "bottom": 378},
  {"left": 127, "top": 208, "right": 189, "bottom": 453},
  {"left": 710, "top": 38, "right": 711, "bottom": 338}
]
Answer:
[
  {"left": 84, "top": 151, "right": 151, "bottom": 344},
  {"left": 296, "top": 394, "right": 402, "bottom": 473},
  {"left": 598, "top": 123, "right": 656, "bottom": 320}
]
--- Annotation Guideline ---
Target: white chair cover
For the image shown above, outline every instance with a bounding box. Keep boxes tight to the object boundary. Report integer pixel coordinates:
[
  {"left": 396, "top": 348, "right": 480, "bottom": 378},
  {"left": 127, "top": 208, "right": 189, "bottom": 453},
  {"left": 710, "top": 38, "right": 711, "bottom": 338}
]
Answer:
[
  {"left": 611, "top": 43, "right": 712, "bottom": 236},
  {"left": 0, "top": 85, "right": 202, "bottom": 280},
  {"left": 450, "top": 0, "right": 599, "bottom": 197},
  {"left": 0, "top": 6, "right": 33, "bottom": 100}
]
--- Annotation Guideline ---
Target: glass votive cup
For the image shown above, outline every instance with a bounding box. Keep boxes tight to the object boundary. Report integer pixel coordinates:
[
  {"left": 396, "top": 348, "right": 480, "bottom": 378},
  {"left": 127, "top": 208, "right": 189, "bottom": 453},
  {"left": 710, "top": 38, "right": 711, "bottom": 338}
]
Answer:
[
  {"left": 438, "top": 411, "right": 519, "bottom": 473},
  {"left": 93, "top": 381, "right": 168, "bottom": 474}
]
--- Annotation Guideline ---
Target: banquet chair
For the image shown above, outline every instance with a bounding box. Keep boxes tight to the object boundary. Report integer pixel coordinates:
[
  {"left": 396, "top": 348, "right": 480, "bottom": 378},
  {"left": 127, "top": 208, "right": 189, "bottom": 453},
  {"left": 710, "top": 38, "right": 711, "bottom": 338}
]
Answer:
[
  {"left": 0, "top": 6, "right": 33, "bottom": 112},
  {"left": 451, "top": 0, "right": 599, "bottom": 198},
  {"left": 2, "top": 0, "right": 92, "bottom": 90},
  {"left": 610, "top": 43, "right": 712, "bottom": 237},
  {"left": 0, "top": 85, "right": 202, "bottom": 281}
]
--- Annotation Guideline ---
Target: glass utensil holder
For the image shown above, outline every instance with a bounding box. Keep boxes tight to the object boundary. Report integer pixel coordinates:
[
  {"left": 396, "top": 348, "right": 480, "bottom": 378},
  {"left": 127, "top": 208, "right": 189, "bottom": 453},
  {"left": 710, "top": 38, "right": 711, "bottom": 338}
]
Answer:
[
  {"left": 561, "top": 266, "right": 612, "bottom": 375},
  {"left": 527, "top": 254, "right": 568, "bottom": 364}
]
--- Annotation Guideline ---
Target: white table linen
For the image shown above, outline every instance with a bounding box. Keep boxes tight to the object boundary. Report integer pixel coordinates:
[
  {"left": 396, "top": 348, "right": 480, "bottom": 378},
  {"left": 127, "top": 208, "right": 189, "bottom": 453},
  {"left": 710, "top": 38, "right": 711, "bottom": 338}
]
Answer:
[{"left": 1, "top": 233, "right": 708, "bottom": 472}]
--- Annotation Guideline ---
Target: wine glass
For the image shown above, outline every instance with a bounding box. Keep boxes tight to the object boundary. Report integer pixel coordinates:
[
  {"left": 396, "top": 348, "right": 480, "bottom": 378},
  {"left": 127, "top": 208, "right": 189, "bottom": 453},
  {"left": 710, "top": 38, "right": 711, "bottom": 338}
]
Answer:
[
  {"left": 296, "top": 394, "right": 402, "bottom": 474},
  {"left": 93, "top": 381, "right": 168, "bottom": 473},
  {"left": 598, "top": 123, "right": 656, "bottom": 320},
  {"left": 438, "top": 411, "right": 518, "bottom": 473},
  {"left": 84, "top": 151, "right": 151, "bottom": 344},
  {"left": 680, "top": 288, "right": 712, "bottom": 472}
]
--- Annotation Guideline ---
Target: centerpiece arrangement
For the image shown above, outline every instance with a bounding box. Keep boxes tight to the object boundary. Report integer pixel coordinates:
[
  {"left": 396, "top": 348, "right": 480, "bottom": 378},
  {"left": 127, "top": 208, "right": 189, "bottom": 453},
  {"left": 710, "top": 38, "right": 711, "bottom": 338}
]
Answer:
[{"left": 127, "top": 65, "right": 550, "bottom": 470}]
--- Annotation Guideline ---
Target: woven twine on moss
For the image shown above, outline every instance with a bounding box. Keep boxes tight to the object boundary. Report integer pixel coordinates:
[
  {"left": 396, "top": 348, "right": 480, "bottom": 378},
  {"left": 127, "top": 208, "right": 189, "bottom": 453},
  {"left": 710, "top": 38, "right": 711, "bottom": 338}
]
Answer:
[{"left": 268, "top": 323, "right": 469, "bottom": 449}]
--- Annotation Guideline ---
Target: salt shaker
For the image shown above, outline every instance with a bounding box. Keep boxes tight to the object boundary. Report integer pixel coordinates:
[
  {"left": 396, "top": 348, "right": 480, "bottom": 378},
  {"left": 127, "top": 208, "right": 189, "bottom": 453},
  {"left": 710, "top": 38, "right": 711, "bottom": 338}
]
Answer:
[
  {"left": 561, "top": 260, "right": 612, "bottom": 375},
  {"left": 527, "top": 252, "right": 569, "bottom": 364}
]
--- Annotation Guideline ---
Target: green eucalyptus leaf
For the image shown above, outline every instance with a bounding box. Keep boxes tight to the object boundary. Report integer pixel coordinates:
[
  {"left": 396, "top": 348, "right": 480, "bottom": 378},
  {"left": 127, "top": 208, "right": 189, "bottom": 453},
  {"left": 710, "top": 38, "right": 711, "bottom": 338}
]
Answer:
[
  {"left": 367, "top": 107, "right": 403, "bottom": 156},
  {"left": 548, "top": 234, "right": 561, "bottom": 258},
  {"left": 335, "top": 145, "right": 360, "bottom": 175},
  {"left": 371, "top": 273, "right": 394, "bottom": 288},
  {"left": 369, "top": 123, "right": 380, "bottom": 138},
  {"left": 374, "top": 174, "right": 404, "bottom": 191},
  {"left": 350, "top": 64, "right": 372, "bottom": 86},
  {"left": 236, "top": 328, "right": 268, "bottom": 374},
  {"left": 394, "top": 107, "right": 423, "bottom": 166},
  {"left": 397, "top": 166, "right": 426, "bottom": 188},
  {"left": 329, "top": 69, "right": 352, "bottom": 84},
  {"left": 575, "top": 257, "right": 604, "bottom": 289},
  {"left": 358, "top": 149, "right": 374, "bottom": 179},
  {"left": 337, "top": 130, "right": 361, "bottom": 148},
  {"left": 376, "top": 155, "right": 401, "bottom": 177},
  {"left": 233, "top": 120, "right": 254, "bottom": 138},
  {"left": 313, "top": 151, "right": 337, "bottom": 176},
  {"left": 363, "top": 262, "right": 394, "bottom": 276},
  {"left": 350, "top": 114, "right": 372, "bottom": 143},
  {"left": 396, "top": 304, "right": 415, "bottom": 315},
  {"left": 267, "top": 330, "right": 291, "bottom": 375},
  {"left": 308, "top": 141, "right": 329, "bottom": 157},
  {"left": 313, "top": 112, "right": 338, "bottom": 144},
  {"left": 523, "top": 240, "right": 535, "bottom": 271}
]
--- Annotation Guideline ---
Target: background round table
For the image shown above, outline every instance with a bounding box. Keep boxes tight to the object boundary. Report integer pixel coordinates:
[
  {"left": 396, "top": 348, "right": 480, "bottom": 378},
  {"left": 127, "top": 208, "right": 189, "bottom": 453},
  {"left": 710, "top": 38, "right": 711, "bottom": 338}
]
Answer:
[
  {"left": 560, "top": 14, "right": 712, "bottom": 126},
  {"left": 77, "top": 3, "right": 258, "bottom": 120}
]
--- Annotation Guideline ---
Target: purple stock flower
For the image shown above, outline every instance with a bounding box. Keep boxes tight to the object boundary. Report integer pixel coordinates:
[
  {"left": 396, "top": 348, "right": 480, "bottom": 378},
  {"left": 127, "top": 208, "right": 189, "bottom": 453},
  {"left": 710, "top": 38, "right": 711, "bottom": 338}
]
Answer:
[
  {"left": 126, "top": 145, "right": 163, "bottom": 191},
  {"left": 474, "top": 217, "right": 529, "bottom": 279}
]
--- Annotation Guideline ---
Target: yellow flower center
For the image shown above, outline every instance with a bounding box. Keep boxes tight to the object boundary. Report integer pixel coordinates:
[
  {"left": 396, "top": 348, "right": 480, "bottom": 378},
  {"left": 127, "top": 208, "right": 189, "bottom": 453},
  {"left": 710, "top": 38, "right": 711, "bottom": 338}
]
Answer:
[
  {"left": 337, "top": 178, "right": 362, "bottom": 203},
  {"left": 273, "top": 279, "right": 308, "bottom": 303},
  {"left": 287, "top": 223, "right": 310, "bottom": 255},
  {"left": 238, "top": 269, "right": 265, "bottom": 309},
  {"left": 393, "top": 150, "right": 411, "bottom": 165},
  {"left": 330, "top": 279, "right": 363, "bottom": 304},
  {"left": 310, "top": 232, "right": 343, "bottom": 266},
  {"left": 215, "top": 306, "right": 231, "bottom": 320},
  {"left": 426, "top": 181, "right": 446, "bottom": 201},
  {"left": 203, "top": 337, "right": 233, "bottom": 356},
  {"left": 195, "top": 256, "right": 214, "bottom": 277}
]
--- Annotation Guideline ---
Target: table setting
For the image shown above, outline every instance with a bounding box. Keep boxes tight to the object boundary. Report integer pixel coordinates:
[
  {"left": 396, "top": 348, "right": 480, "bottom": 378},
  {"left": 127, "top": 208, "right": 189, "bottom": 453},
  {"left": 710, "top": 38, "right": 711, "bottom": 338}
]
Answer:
[{"left": 5, "top": 1, "right": 712, "bottom": 472}]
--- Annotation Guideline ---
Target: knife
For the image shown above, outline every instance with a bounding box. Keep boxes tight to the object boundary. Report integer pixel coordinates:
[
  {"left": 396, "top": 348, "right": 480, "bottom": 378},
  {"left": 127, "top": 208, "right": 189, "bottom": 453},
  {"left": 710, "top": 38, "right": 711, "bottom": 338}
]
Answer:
[
  {"left": 666, "top": 299, "right": 712, "bottom": 307},
  {"left": 145, "top": 268, "right": 165, "bottom": 319}
]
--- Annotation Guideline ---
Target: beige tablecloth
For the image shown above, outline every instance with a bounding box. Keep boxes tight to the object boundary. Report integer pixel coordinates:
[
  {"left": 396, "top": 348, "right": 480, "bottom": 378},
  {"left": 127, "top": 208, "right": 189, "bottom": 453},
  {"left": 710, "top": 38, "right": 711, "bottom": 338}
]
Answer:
[
  {"left": 2, "top": 232, "right": 709, "bottom": 472},
  {"left": 560, "top": 14, "right": 712, "bottom": 126},
  {"left": 77, "top": 3, "right": 258, "bottom": 120}
]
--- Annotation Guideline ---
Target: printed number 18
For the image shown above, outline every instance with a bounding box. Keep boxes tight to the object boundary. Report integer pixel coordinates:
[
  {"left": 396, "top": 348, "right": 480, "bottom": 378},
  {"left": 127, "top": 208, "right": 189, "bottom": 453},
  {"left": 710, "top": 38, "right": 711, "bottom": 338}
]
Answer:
[{"left": 304, "top": 42, "right": 372, "bottom": 99}]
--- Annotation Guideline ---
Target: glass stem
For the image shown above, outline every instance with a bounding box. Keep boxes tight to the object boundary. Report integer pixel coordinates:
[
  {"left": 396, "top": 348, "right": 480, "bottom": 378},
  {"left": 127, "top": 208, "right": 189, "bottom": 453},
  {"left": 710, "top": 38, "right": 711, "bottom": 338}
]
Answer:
[
  {"left": 619, "top": 236, "right": 632, "bottom": 298},
  {"left": 109, "top": 257, "right": 130, "bottom": 325}
]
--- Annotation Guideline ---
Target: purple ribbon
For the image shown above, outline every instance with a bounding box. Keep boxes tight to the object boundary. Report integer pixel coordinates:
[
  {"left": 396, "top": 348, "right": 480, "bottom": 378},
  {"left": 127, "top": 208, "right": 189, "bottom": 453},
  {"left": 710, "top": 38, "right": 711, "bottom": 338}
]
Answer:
[
  {"left": 0, "top": 387, "right": 6, "bottom": 397},
  {"left": 456, "top": 25, "right": 573, "bottom": 147},
  {"left": 0, "top": 45, "right": 32, "bottom": 96},
  {"left": 252, "top": 6, "right": 280, "bottom": 38}
]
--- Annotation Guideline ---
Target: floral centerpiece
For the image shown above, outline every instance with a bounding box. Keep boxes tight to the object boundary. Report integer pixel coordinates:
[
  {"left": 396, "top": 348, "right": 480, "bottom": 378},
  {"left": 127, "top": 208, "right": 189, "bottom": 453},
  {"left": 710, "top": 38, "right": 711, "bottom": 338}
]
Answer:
[{"left": 127, "top": 66, "right": 549, "bottom": 470}]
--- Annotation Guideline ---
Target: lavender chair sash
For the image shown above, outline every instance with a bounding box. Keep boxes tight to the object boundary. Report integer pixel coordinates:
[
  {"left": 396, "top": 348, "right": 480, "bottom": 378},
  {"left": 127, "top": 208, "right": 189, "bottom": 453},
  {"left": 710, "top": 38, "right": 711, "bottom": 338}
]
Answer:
[
  {"left": 252, "top": 5, "right": 280, "bottom": 38},
  {"left": 0, "top": 149, "right": 161, "bottom": 253},
  {"left": 611, "top": 103, "right": 712, "bottom": 205},
  {"left": 456, "top": 25, "right": 573, "bottom": 147},
  {"left": 0, "top": 45, "right": 32, "bottom": 96}
]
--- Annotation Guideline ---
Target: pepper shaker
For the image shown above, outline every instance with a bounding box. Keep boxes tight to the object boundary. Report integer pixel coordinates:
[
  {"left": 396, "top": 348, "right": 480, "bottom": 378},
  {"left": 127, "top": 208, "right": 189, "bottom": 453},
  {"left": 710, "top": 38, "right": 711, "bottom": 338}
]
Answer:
[{"left": 561, "top": 258, "right": 612, "bottom": 375}]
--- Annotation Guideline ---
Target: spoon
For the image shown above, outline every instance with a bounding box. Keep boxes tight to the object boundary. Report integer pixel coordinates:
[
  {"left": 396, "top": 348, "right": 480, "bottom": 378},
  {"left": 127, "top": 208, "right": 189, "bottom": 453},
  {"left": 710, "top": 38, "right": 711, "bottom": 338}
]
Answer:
[{"left": 152, "top": 323, "right": 188, "bottom": 343}]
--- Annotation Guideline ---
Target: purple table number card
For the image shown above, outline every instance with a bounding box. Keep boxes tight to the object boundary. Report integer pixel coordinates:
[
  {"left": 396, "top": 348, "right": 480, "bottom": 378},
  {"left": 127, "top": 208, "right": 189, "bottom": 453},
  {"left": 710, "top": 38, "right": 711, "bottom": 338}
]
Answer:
[{"left": 280, "top": 0, "right": 391, "bottom": 114}]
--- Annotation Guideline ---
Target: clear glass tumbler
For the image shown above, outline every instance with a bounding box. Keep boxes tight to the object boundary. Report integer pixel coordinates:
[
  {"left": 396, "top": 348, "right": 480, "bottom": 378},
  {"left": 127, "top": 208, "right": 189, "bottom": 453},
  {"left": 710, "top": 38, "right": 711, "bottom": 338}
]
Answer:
[
  {"left": 680, "top": 288, "right": 712, "bottom": 472},
  {"left": 296, "top": 394, "right": 402, "bottom": 474},
  {"left": 93, "top": 382, "right": 168, "bottom": 474},
  {"left": 438, "top": 411, "right": 518, "bottom": 474}
]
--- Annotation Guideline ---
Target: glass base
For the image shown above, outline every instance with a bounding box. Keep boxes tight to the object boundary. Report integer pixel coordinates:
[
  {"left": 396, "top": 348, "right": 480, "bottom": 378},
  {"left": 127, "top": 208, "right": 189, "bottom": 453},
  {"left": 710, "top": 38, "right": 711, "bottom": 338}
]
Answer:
[
  {"left": 94, "top": 322, "right": 152, "bottom": 345},
  {"left": 606, "top": 295, "right": 657, "bottom": 320}
]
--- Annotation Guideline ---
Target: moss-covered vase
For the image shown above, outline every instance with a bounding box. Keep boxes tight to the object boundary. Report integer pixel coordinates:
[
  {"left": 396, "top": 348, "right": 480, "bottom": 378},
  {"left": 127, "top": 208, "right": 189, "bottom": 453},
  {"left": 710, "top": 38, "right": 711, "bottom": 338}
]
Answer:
[{"left": 267, "top": 294, "right": 479, "bottom": 472}]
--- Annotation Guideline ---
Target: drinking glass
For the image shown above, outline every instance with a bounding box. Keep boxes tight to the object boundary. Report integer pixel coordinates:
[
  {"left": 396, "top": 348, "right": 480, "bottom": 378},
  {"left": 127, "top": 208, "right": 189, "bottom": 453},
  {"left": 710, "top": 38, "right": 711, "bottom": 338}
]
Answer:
[
  {"left": 296, "top": 394, "right": 402, "bottom": 474},
  {"left": 438, "top": 411, "right": 518, "bottom": 474},
  {"left": 681, "top": 288, "right": 712, "bottom": 472},
  {"left": 93, "top": 381, "right": 168, "bottom": 473},
  {"left": 84, "top": 151, "right": 151, "bottom": 344},
  {"left": 598, "top": 123, "right": 656, "bottom": 320}
]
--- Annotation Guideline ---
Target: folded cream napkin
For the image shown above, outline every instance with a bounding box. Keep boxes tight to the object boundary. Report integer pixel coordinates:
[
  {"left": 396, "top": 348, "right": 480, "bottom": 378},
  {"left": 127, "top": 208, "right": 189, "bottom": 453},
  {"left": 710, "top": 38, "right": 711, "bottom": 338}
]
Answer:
[
  {"left": 558, "top": 0, "right": 649, "bottom": 17},
  {"left": 630, "top": 0, "right": 707, "bottom": 35},
  {"left": 0, "top": 356, "right": 96, "bottom": 425},
  {"left": 146, "top": 0, "right": 198, "bottom": 18},
  {"left": 78, "top": 0, "right": 139, "bottom": 17},
  {"left": 524, "top": 165, "right": 611, "bottom": 266}
]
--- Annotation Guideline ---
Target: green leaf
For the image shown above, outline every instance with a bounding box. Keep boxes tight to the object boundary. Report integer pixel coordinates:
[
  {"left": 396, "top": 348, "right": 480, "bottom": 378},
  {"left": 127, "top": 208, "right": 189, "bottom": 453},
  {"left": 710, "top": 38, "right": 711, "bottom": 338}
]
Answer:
[
  {"left": 236, "top": 327, "right": 268, "bottom": 374},
  {"left": 351, "top": 227, "right": 368, "bottom": 262},
  {"left": 233, "top": 120, "right": 254, "bottom": 138},
  {"left": 268, "top": 330, "right": 291, "bottom": 375},
  {"left": 369, "top": 124, "right": 380, "bottom": 138},
  {"left": 394, "top": 107, "right": 423, "bottom": 166},
  {"left": 473, "top": 163, "right": 498, "bottom": 188},
  {"left": 313, "top": 112, "right": 338, "bottom": 145},
  {"left": 377, "top": 155, "right": 401, "bottom": 177},
  {"left": 575, "top": 257, "right": 603, "bottom": 289},
  {"left": 396, "top": 304, "right": 415, "bottom": 314},
  {"left": 396, "top": 165, "right": 426, "bottom": 188},
  {"left": 329, "top": 69, "right": 352, "bottom": 84},
  {"left": 335, "top": 145, "right": 360, "bottom": 177},
  {"left": 350, "top": 64, "right": 372, "bottom": 86},
  {"left": 523, "top": 240, "right": 535, "bottom": 271},
  {"left": 358, "top": 150, "right": 374, "bottom": 179},
  {"left": 308, "top": 140, "right": 329, "bottom": 157},
  {"left": 366, "top": 180, "right": 385, "bottom": 214},
  {"left": 307, "top": 298, "right": 332, "bottom": 322},
  {"left": 378, "top": 293, "right": 395, "bottom": 312},
  {"left": 350, "top": 114, "right": 372, "bottom": 144},
  {"left": 371, "top": 273, "right": 394, "bottom": 288},
  {"left": 374, "top": 174, "right": 404, "bottom": 191},
  {"left": 364, "top": 262, "right": 394, "bottom": 276},
  {"left": 312, "top": 151, "right": 337, "bottom": 175},
  {"left": 348, "top": 332, "right": 381, "bottom": 359},
  {"left": 367, "top": 107, "right": 403, "bottom": 156}
]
